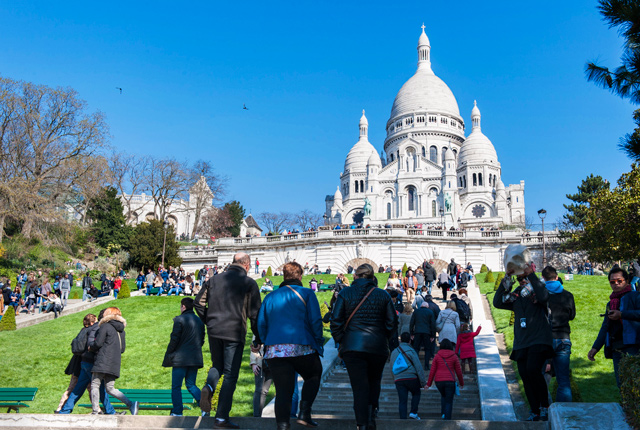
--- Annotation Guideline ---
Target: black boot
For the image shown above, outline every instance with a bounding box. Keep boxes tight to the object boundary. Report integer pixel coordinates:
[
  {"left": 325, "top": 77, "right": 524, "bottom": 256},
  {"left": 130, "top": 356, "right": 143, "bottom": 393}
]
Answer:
[
  {"left": 368, "top": 406, "right": 377, "bottom": 430},
  {"left": 277, "top": 423, "right": 291, "bottom": 430},
  {"left": 297, "top": 401, "right": 318, "bottom": 427},
  {"left": 357, "top": 426, "right": 368, "bottom": 430}
]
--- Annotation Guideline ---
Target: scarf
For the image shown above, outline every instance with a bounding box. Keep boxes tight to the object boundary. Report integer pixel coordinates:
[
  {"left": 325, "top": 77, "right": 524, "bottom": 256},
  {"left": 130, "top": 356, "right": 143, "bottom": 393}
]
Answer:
[
  {"left": 281, "top": 279, "right": 303, "bottom": 287},
  {"left": 545, "top": 280, "right": 563, "bottom": 294},
  {"left": 609, "top": 285, "right": 632, "bottom": 311}
]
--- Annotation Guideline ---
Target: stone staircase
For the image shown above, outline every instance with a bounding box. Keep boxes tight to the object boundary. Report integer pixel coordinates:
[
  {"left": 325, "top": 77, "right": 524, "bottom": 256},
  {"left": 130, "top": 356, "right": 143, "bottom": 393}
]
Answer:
[{"left": 312, "top": 350, "right": 481, "bottom": 420}]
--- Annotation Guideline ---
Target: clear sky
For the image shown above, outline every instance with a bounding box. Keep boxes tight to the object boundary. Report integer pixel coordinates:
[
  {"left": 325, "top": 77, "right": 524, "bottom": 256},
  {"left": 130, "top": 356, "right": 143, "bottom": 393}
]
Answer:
[{"left": 0, "top": 0, "right": 634, "bottom": 226}]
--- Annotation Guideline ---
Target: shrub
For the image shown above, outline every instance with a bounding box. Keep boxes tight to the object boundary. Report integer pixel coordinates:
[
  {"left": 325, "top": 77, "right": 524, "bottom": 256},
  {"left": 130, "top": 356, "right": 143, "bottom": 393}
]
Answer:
[
  {"left": 320, "top": 302, "right": 330, "bottom": 329},
  {"left": 118, "top": 281, "right": 131, "bottom": 299},
  {"left": 480, "top": 264, "right": 488, "bottom": 273},
  {"left": 494, "top": 272, "right": 505, "bottom": 291},
  {"left": 620, "top": 354, "right": 640, "bottom": 429},
  {"left": 195, "top": 270, "right": 200, "bottom": 280},
  {"left": 484, "top": 270, "right": 495, "bottom": 283},
  {"left": 0, "top": 267, "right": 18, "bottom": 284},
  {"left": 70, "top": 290, "right": 80, "bottom": 300},
  {"left": 211, "top": 374, "right": 224, "bottom": 412},
  {"left": 509, "top": 311, "right": 515, "bottom": 326},
  {"left": 401, "top": 263, "right": 408, "bottom": 277},
  {"left": 0, "top": 306, "right": 17, "bottom": 331},
  {"left": 266, "top": 266, "right": 273, "bottom": 277}
]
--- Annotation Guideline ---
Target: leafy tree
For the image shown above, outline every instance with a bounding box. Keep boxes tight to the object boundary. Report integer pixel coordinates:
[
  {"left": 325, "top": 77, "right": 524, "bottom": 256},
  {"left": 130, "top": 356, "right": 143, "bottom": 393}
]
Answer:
[
  {"left": 225, "top": 201, "right": 245, "bottom": 237},
  {"left": 127, "top": 220, "right": 182, "bottom": 270},
  {"left": 579, "top": 163, "right": 640, "bottom": 262},
  {"left": 86, "top": 187, "right": 131, "bottom": 249},
  {"left": 586, "top": 0, "right": 640, "bottom": 159}
]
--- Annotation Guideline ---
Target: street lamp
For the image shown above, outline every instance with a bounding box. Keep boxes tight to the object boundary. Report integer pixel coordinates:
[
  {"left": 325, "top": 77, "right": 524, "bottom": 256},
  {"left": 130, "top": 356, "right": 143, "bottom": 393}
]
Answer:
[
  {"left": 162, "top": 220, "right": 170, "bottom": 268},
  {"left": 537, "top": 209, "right": 547, "bottom": 267},
  {"left": 439, "top": 207, "right": 444, "bottom": 229}
]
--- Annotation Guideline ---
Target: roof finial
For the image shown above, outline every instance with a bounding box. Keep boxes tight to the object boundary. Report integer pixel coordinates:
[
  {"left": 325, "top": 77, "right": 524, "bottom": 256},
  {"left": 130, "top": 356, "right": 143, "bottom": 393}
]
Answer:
[
  {"left": 474, "top": 100, "right": 477, "bottom": 106},
  {"left": 421, "top": 23, "right": 425, "bottom": 31}
]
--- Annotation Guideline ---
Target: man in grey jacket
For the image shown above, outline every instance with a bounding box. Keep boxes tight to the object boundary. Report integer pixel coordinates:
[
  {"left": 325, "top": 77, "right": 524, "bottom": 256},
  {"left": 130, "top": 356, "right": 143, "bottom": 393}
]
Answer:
[{"left": 60, "top": 274, "right": 71, "bottom": 307}]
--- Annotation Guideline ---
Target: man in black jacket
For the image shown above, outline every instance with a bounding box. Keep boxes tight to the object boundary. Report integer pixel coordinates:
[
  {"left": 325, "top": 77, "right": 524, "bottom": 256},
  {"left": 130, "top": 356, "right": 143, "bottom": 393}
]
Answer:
[
  {"left": 422, "top": 260, "right": 437, "bottom": 295},
  {"left": 163, "top": 297, "right": 205, "bottom": 416},
  {"left": 195, "top": 252, "right": 262, "bottom": 429},
  {"left": 410, "top": 302, "right": 436, "bottom": 369},
  {"left": 541, "top": 266, "right": 575, "bottom": 402}
]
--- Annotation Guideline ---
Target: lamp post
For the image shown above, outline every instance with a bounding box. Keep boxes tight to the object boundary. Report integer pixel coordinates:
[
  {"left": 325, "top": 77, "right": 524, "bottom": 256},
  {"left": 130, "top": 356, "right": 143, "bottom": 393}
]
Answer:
[
  {"left": 439, "top": 207, "right": 445, "bottom": 230},
  {"left": 537, "top": 209, "right": 547, "bottom": 267},
  {"left": 161, "top": 220, "right": 170, "bottom": 268}
]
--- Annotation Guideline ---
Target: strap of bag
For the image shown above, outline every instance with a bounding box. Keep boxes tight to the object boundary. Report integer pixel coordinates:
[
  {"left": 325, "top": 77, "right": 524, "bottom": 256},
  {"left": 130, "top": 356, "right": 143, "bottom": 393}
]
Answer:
[
  {"left": 344, "top": 287, "right": 375, "bottom": 329},
  {"left": 443, "top": 357, "right": 456, "bottom": 380},
  {"left": 117, "top": 332, "right": 122, "bottom": 351},
  {"left": 398, "top": 345, "right": 417, "bottom": 372},
  {"left": 285, "top": 285, "right": 306, "bottom": 307}
]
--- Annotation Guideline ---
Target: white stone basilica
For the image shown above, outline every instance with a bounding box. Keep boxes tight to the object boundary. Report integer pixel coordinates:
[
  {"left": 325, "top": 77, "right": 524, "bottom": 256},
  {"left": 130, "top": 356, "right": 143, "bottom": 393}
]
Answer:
[{"left": 325, "top": 26, "right": 525, "bottom": 229}]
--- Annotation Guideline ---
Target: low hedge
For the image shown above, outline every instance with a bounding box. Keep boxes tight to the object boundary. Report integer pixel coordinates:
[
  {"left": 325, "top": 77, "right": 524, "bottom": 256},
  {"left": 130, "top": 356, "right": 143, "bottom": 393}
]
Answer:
[
  {"left": 620, "top": 354, "right": 640, "bottom": 428},
  {"left": 484, "top": 270, "right": 495, "bottom": 283},
  {"left": 0, "top": 306, "right": 16, "bottom": 331}
]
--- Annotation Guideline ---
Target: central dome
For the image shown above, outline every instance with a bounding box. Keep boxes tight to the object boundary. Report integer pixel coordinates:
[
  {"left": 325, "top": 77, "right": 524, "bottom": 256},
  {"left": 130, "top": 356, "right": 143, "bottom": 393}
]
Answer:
[{"left": 390, "top": 69, "right": 460, "bottom": 119}]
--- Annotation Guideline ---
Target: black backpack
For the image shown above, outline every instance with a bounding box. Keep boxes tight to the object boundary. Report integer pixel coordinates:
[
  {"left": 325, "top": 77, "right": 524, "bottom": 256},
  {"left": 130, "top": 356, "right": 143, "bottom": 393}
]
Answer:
[{"left": 454, "top": 298, "right": 471, "bottom": 321}]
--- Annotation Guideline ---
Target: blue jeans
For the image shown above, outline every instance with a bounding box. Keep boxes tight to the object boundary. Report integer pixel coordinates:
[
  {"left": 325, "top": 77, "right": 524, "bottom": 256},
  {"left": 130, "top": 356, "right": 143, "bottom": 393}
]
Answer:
[
  {"left": 167, "top": 287, "right": 183, "bottom": 296},
  {"left": 136, "top": 281, "right": 143, "bottom": 290},
  {"left": 435, "top": 381, "right": 456, "bottom": 419},
  {"left": 114, "top": 289, "right": 119, "bottom": 299},
  {"left": 425, "top": 280, "right": 433, "bottom": 295},
  {"left": 59, "top": 361, "right": 114, "bottom": 414},
  {"left": 395, "top": 378, "right": 421, "bottom": 419},
  {"left": 171, "top": 366, "right": 201, "bottom": 415},
  {"left": 146, "top": 284, "right": 153, "bottom": 296},
  {"left": 552, "top": 339, "right": 572, "bottom": 402},
  {"left": 82, "top": 289, "right": 90, "bottom": 301},
  {"left": 613, "top": 346, "right": 640, "bottom": 387}
]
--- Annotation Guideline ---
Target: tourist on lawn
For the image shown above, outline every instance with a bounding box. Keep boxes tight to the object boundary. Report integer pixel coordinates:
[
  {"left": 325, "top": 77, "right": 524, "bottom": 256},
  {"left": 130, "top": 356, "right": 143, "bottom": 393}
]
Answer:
[
  {"left": 436, "top": 301, "right": 460, "bottom": 348},
  {"left": 56, "top": 313, "right": 96, "bottom": 413},
  {"left": 145, "top": 269, "right": 155, "bottom": 295},
  {"left": 136, "top": 271, "right": 145, "bottom": 290},
  {"left": 60, "top": 274, "right": 71, "bottom": 307},
  {"left": 23, "top": 280, "right": 38, "bottom": 315},
  {"left": 249, "top": 341, "right": 272, "bottom": 417},
  {"left": 542, "top": 266, "right": 575, "bottom": 402},
  {"left": 59, "top": 310, "right": 116, "bottom": 415},
  {"left": 261, "top": 278, "right": 274, "bottom": 293},
  {"left": 8, "top": 286, "right": 22, "bottom": 314},
  {"left": 153, "top": 274, "right": 164, "bottom": 295},
  {"left": 390, "top": 332, "right": 426, "bottom": 420},
  {"left": 410, "top": 301, "right": 437, "bottom": 370},
  {"left": 330, "top": 263, "right": 397, "bottom": 430},
  {"left": 43, "top": 291, "right": 63, "bottom": 318},
  {"left": 455, "top": 323, "right": 482, "bottom": 374},
  {"left": 494, "top": 265, "right": 553, "bottom": 422},
  {"left": 195, "top": 252, "right": 262, "bottom": 429},
  {"left": 162, "top": 297, "right": 205, "bottom": 417},
  {"left": 82, "top": 273, "right": 93, "bottom": 301},
  {"left": 588, "top": 266, "right": 640, "bottom": 388},
  {"left": 257, "top": 261, "right": 324, "bottom": 430},
  {"left": 426, "top": 339, "right": 464, "bottom": 420},
  {"left": 90, "top": 307, "right": 139, "bottom": 416}
]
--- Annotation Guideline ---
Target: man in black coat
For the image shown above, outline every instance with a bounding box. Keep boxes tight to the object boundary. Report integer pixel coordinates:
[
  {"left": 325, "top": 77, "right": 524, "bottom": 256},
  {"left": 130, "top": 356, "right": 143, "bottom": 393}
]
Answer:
[
  {"left": 410, "top": 303, "right": 436, "bottom": 369},
  {"left": 422, "top": 260, "right": 437, "bottom": 295},
  {"left": 163, "top": 297, "right": 205, "bottom": 416},
  {"left": 195, "top": 252, "right": 262, "bottom": 429}
]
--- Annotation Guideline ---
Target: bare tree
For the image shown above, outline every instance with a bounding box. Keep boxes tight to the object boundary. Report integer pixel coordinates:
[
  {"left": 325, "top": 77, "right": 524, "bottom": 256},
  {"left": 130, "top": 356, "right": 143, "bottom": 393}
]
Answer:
[
  {"left": 257, "top": 212, "right": 292, "bottom": 235},
  {"left": 197, "top": 207, "right": 234, "bottom": 238},
  {"left": 68, "top": 155, "right": 112, "bottom": 225},
  {"left": 145, "top": 157, "right": 190, "bottom": 221},
  {"left": 293, "top": 209, "right": 323, "bottom": 231},
  {"left": 188, "top": 160, "right": 227, "bottom": 237},
  {"left": 109, "top": 152, "right": 150, "bottom": 222}
]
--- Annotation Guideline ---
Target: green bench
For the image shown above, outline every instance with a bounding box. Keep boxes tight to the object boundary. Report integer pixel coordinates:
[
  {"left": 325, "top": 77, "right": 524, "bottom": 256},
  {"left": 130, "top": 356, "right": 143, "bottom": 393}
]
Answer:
[
  {"left": 79, "top": 389, "right": 194, "bottom": 411},
  {"left": 0, "top": 387, "right": 38, "bottom": 412},
  {"left": 146, "top": 287, "right": 164, "bottom": 295}
]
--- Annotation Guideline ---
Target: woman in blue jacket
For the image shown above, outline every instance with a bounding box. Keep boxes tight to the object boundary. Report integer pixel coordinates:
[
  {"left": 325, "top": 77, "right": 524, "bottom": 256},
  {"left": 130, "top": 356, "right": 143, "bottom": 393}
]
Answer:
[{"left": 257, "top": 262, "right": 324, "bottom": 430}]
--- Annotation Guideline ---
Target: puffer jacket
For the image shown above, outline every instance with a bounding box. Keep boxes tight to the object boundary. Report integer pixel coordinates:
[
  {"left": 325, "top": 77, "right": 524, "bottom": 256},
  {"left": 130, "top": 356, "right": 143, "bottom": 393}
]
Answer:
[
  {"left": 330, "top": 277, "right": 397, "bottom": 357},
  {"left": 162, "top": 310, "right": 205, "bottom": 368},
  {"left": 91, "top": 314, "right": 127, "bottom": 378}
]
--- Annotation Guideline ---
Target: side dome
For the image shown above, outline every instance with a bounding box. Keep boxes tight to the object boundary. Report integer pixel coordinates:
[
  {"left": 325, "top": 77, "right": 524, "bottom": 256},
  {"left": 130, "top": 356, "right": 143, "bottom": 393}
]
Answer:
[
  {"left": 345, "top": 110, "right": 378, "bottom": 172},
  {"left": 458, "top": 102, "right": 498, "bottom": 166},
  {"left": 334, "top": 186, "right": 343, "bottom": 202},
  {"left": 390, "top": 71, "right": 461, "bottom": 119},
  {"left": 367, "top": 150, "right": 382, "bottom": 167}
]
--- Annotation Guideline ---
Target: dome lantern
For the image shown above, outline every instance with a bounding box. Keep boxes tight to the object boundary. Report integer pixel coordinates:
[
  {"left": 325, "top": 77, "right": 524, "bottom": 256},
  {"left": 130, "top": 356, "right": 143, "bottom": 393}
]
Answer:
[
  {"left": 417, "top": 24, "right": 431, "bottom": 72},
  {"left": 472, "top": 100, "right": 481, "bottom": 130},
  {"left": 359, "top": 109, "right": 368, "bottom": 139}
]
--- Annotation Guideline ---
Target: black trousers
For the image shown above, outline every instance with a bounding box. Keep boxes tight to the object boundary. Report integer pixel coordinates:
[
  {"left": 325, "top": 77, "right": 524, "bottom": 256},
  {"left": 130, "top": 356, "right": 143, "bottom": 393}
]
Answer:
[
  {"left": 267, "top": 353, "right": 322, "bottom": 424},
  {"left": 206, "top": 337, "right": 245, "bottom": 420},
  {"left": 516, "top": 350, "right": 550, "bottom": 415},
  {"left": 412, "top": 333, "right": 433, "bottom": 369},
  {"left": 342, "top": 351, "right": 388, "bottom": 426}
]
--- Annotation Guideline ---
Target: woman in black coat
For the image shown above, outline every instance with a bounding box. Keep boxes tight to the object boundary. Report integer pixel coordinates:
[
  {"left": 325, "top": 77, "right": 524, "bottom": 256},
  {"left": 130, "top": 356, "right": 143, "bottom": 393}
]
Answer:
[
  {"left": 90, "top": 307, "right": 139, "bottom": 415},
  {"left": 330, "top": 264, "right": 397, "bottom": 430}
]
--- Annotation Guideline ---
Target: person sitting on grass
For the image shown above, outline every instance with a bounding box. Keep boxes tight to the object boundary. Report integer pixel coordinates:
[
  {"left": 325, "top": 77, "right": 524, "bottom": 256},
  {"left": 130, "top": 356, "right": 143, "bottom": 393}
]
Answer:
[{"left": 260, "top": 278, "right": 274, "bottom": 293}]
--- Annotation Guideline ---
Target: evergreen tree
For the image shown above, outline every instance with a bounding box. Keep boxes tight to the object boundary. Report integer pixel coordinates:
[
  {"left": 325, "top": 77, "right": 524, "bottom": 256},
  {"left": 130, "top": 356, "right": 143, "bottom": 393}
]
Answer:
[
  {"left": 224, "top": 201, "right": 245, "bottom": 237},
  {"left": 586, "top": 0, "right": 640, "bottom": 159},
  {"left": 86, "top": 187, "right": 131, "bottom": 249},
  {"left": 0, "top": 306, "right": 16, "bottom": 331},
  {"left": 127, "top": 220, "right": 182, "bottom": 270}
]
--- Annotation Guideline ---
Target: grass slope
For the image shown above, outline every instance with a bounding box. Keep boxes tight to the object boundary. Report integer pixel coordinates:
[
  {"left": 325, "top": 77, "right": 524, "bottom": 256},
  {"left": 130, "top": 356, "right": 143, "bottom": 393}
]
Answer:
[
  {"left": 479, "top": 273, "right": 619, "bottom": 403},
  {"left": 0, "top": 278, "right": 336, "bottom": 416}
]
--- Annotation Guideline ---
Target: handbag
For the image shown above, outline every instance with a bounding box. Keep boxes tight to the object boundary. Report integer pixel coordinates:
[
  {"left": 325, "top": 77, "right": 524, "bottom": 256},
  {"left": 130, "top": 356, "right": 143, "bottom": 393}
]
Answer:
[{"left": 443, "top": 358, "right": 460, "bottom": 396}]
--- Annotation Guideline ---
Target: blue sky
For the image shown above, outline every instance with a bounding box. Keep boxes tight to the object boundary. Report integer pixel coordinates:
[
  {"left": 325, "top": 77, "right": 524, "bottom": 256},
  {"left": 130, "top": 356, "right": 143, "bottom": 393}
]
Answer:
[{"left": 0, "top": 0, "right": 634, "bottom": 225}]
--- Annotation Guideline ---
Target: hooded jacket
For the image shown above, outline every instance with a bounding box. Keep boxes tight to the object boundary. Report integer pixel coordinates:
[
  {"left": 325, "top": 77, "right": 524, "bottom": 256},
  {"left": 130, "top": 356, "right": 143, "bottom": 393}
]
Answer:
[{"left": 91, "top": 314, "right": 127, "bottom": 378}]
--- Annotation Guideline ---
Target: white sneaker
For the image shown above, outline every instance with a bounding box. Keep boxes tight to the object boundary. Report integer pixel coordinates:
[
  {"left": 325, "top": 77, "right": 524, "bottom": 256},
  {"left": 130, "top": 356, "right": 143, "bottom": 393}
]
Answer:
[{"left": 409, "top": 413, "right": 420, "bottom": 420}]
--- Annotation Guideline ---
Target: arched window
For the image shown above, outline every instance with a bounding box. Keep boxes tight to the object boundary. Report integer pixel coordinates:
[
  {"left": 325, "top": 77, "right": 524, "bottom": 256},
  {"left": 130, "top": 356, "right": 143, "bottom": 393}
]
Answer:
[
  {"left": 407, "top": 186, "right": 417, "bottom": 211},
  {"left": 355, "top": 181, "right": 359, "bottom": 193},
  {"left": 387, "top": 203, "right": 391, "bottom": 219},
  {"left": 489, "top": 174, "right": 492, "bottom": 186},
  {"left": 441, "top": 147, "right": 448, "bottom": 164},
  {"left": 390, "top": 154, "right": 394, "bottom": 162},
  {"left": 429, "top": 146, "right": 437, "bottom": 163},
  {"left": 494, "top": 175, "right": 497, "bottom": 187},
  {"left": 432, "top": 201, "right": 437, "bottom": 217},
  {"left": 422, "top": 146, "right": 426, "bottom": 157},
  {"left": 473, "top": 173, "right": 477, "bottom": 186},
  {"left": 478, "top": 173, "right": 483, "bottom": 186},
  {"left": 463, "top": 176, "right": 467, "bottom": 188},
  {"left": 459, "top": 177, "right": 462, "bottom": 187},
  {"left": 360, "top": 180, "right": 364, "bottom": 193},
  {"left": 452, "top": 149, "right": 457, "bottom": 159}
]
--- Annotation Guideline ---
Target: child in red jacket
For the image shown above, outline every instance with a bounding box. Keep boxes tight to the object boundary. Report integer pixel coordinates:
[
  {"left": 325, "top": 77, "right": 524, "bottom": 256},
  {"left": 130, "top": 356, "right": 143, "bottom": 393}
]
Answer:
[
  {"left": 427, "top": 339, "right": 464, "bottom": 420},
  {"left": 455, "top": 324, "right": 482, "bottom": 374}
]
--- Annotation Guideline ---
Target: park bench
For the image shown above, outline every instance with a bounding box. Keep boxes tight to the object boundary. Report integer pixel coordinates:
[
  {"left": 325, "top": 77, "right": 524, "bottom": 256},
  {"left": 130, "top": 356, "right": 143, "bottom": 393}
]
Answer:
[
  {"left": 79, "top": 389, "right": 193, "bottom": 411},
  {"left": 318, "top": 284, "right": 334, "bottom": 291},
  {"left": 0, "top": 387, "right": 38, "bottom": 412},
  {"left": 146, "top": 287, "right": 164, "bottom": 295}
]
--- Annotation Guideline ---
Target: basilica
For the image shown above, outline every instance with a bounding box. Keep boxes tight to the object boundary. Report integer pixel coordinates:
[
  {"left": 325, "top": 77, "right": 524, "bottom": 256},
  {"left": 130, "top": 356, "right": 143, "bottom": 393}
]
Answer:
[{"left": 325, "top": 26, "right": 525, "bottom": 229}]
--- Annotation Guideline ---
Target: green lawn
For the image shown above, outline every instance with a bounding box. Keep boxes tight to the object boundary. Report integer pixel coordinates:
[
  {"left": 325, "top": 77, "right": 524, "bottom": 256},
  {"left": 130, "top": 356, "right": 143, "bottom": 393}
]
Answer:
[
  {"left": 478, "top": 272, "right": 620, "bottom": 403},
  {"left": 0, "top": 278, "right": 336, "bottom": 416}
]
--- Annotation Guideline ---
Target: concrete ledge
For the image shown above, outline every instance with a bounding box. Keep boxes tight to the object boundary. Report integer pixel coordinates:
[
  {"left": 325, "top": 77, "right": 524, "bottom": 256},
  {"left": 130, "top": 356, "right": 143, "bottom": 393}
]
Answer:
[
  {"left": 15, "top": 296, "right": 116, "bottom": 329},
  {"left": 468, "top": 279, "right": 517, "bottom": 422},
  {"left": 261, "top": 338, "right": 339, "bottom": 418},
  {"left": 0, "top": 414, "right": 549, "bottom": 429},
  {"left": 549, "top": 402, "right": 632, "bottom": 430}
]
